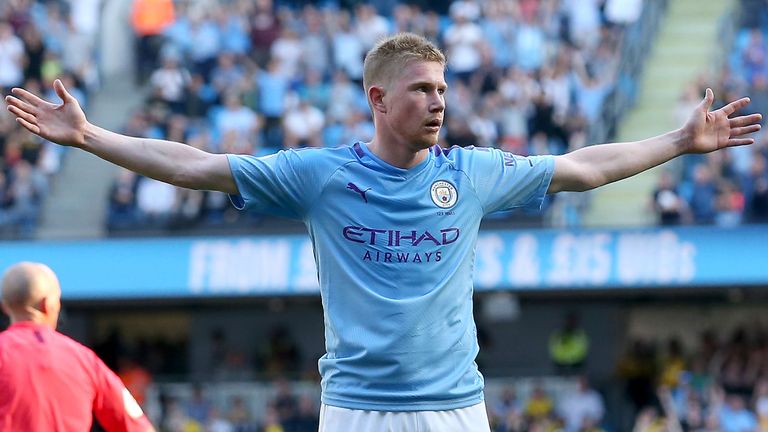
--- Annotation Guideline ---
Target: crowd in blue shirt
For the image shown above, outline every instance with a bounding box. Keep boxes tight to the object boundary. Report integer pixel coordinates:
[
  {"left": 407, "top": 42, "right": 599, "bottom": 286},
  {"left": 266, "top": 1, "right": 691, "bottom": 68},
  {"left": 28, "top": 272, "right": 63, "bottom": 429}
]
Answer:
[
  {"left": 0, "top": 0, "right": 95, "bottom": 238},
  {"left": 651, "top": 3, "right": 768, "bottom": 228},
  {"left": 107, "top": 0, "right": 635, "bottom": 234}
]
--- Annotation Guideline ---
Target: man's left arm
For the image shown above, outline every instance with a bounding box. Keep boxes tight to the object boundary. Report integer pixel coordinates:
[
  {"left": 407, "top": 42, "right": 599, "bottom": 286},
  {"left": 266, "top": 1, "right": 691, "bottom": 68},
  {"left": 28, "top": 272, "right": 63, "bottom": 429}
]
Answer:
[{"left": 548, "top": 89, "right": 762, "bottom": 193}]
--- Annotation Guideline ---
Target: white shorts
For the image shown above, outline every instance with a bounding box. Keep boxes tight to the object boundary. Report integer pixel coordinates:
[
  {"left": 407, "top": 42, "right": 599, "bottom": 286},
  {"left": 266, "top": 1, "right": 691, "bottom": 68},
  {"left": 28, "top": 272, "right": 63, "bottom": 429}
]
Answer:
[{"left": 319, "top": 401, "right": 491, "bottom": 432}]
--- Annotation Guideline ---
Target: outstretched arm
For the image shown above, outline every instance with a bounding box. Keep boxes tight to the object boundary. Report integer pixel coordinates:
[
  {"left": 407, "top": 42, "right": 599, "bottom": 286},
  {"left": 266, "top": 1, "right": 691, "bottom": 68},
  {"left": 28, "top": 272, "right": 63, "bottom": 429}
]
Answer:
[
  {"left": 548, "top": 89, "right": 762, "bottom": 193},
  {"left": 5, "top": 80, "right": 238, "bottom": 194}
]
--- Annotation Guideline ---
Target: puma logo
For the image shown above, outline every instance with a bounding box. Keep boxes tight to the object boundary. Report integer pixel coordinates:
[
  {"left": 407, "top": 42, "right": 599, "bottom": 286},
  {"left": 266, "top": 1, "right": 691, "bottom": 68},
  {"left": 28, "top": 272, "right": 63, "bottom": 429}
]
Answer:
[{"left": 346, "top": 182, "right": 371, "bottom": 203}]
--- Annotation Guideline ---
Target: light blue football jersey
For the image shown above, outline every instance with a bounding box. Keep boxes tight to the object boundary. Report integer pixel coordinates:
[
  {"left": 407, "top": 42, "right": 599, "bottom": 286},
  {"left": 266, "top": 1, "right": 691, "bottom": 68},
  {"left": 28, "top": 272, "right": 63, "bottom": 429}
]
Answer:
[{"left": 228, "top": 142, "right": 554, "bottom": 411}]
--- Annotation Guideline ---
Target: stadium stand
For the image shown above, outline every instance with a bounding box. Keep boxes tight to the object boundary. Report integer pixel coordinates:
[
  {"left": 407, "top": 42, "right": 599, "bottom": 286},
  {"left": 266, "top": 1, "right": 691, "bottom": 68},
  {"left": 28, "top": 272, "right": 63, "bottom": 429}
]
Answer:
[
  {"left": 102, "top": 0, "right": 639, "bottom": 235},
  {"left": 648, "top": 1, "right": 768, "bottom": 228},
  {"left": 0, "top": 0, "right": 97, "bottom": 239}
]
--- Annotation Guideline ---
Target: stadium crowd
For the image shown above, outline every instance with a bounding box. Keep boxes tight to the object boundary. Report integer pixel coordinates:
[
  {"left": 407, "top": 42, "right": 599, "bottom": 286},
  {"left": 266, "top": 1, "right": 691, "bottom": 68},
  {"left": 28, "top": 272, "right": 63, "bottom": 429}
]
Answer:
[
  {"left": 0, "top": 0, "right": 97, "bottom": 238},
  {"left": 120, "top": 318, "right": 768, "bottom": 431},
  {"left": 106, "top": 0, "right": 641, "bottom": 234},
  {"left": 615, "top": 320, "right": 768, "bottom": 432},
  {"left": 651, "top": 0, "right": 768, "bottom": 228},
  {"left": 2, "top": 1, "right": 766, "bottom": 235}
]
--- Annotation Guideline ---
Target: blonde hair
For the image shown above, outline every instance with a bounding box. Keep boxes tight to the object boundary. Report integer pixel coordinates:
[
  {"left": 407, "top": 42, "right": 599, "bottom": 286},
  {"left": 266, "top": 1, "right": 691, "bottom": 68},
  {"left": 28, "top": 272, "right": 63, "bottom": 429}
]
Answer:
[{"left": 363, "top": 32, "right": 446, "bottom": 94}]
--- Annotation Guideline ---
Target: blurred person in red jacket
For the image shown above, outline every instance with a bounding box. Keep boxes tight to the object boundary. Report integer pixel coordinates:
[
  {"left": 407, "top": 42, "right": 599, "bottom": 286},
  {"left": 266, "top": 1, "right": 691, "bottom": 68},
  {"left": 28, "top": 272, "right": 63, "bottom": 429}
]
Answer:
[{"left": 0, "top": 261, "right": 155, "bottom": 432}]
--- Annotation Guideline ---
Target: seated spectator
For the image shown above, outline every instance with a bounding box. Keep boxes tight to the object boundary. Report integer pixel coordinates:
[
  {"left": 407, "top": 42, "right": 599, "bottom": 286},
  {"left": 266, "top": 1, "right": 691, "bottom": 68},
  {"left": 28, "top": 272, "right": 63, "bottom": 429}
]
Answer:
[
  {"left": 135, "top": 176, "right": 177, "bottom": 227},
  {"left": 525, "top": 383, "right": 555, "bottom": 421},
  {"left": 106, "top": 168, "right": 140, "bottom": 231},
  {"left": 186, "top": 385, "right": 212, "bottom": 426},
  {"left": 652, "top": 171, "right": 688, "bottom": 225},
  {"left": 6, "top": 159, "right": 46, "bottom": 237},
  {"left": 745, "top": 151, "right": 768, "bottom": 223},
  {"left": 214, "top": 91, "right": 261, "bottom": 154},
  {"left": 149, "top": 51, "right": 191, "bottom": 114},
  {"left": 719, "top": 393, "right": 758, "bottom": 432},
  {"left": 226, "top": 395, "right": 253, "bottom": 430},
  {"left": 282, "top": 98, "right": 325, "bottom": 148},
  {"left": 206, "top": 407, "right": 235, "bottom": 432},
  {"left": 715, "top": 180, "right": 745, "bottom": 227},
  {"left": 0, "top": 21, "right": 25, "bottom": 93},
  {"left": 489, "top": 387, "right": 524, "bottom": 432},
  {"left": 687, "top": 164, "right": 719, "bottom": 224},
  {"left": 282, "top": 395, "right": 319, "bottom": 432},
  {"left": 557, "top": 376, "right": 605, "bottom": 432}
]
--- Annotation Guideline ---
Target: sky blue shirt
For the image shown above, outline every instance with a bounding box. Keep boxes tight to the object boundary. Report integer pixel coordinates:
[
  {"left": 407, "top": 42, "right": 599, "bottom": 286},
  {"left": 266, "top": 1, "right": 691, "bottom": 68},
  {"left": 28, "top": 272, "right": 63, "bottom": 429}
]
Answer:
[{"left": 228, "top": 143, "right": 554, "bottom": 411}]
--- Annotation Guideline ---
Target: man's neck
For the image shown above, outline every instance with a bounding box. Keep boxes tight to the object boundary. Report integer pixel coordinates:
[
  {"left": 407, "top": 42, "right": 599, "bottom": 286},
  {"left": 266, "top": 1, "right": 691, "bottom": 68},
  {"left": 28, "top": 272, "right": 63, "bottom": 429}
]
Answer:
[{"left": 366, "top": 138, "right": 430, "bottom": 169}]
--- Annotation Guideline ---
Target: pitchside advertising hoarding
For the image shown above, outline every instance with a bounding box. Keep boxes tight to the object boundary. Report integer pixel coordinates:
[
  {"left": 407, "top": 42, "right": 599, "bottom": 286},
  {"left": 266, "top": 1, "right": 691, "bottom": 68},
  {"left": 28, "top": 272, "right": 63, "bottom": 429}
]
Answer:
[{"left": 0, "top": 226, "right": 766, "bottom": 299}]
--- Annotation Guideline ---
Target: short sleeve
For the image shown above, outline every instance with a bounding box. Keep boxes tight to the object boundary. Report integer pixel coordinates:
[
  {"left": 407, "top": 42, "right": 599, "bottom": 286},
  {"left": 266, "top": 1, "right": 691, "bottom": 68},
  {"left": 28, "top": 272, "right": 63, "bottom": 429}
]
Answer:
[
  {"left": 91, "top": 354, "right": 154, "bottom": 432},
  {"left": 456, "top": 148, "right": 554, "bottom": 215},
  {"left": 227, "top": 149, "right": 326, "bottom": 219}
]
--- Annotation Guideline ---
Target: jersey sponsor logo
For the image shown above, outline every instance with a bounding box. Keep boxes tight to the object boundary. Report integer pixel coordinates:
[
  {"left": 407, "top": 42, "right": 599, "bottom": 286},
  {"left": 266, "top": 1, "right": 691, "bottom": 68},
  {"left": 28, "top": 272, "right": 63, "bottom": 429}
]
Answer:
[
  {"left": 346, "top": 182, "right": 371, "bottom": 203},
  {"left": 343, "top": 226, "right": 460, "bottom": 264},
  {"left": 430, "top": 180, "right": 457, "bottom": 208},
  {"left": 343, "top": 226, "right": 459, "bottom": 246},
  {"left": 362, "top": 249, "right": 442, "bottom": 263},
  {"left": 122, "top": 388, "right": 144, "bottom": 418}
]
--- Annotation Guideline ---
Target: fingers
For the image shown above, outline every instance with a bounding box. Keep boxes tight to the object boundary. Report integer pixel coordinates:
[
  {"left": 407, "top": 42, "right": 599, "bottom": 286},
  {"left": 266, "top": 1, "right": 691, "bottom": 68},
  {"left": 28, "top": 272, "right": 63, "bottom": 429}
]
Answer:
[
  {"left": 728, "top": 137, "right": 755, "bottom": 147},
  {"left": 10, "top": 87, "right": 49, "bottom": 107},
  {"left": 721, "top": 97, "right": 751, "bottom": 116},
  {"left": 53, "top": 79, "right": 73, "bottom": 103},
  {"left": 729, "top": 113, "right": 763, "bottom": 127},
  {"left": 5, "top": 95, "right": 37, "bottom": 116},
  {"left": 15, "top": 117, "right": 40, "bottom": 135},
  {"left": 698, "top": 88, "right": 714, "bottom": 112},
  {"left": 730, "top": 124, "right": 762, "bottom": 137},
  {"left": 7, "top": 105, "right": 37, "bottom": 126}
]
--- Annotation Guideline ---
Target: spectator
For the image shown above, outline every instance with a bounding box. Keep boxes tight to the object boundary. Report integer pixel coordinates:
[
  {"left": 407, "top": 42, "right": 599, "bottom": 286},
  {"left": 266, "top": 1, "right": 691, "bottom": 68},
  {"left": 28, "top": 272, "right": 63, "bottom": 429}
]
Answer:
[
  {"left": 5, "top": 159, "right": 46, "bottom": 237},
  {"left": 273, "top": 378, "right": 299, "bottom": 423},
  {"left": 525, "top": 383, "right": 555, "bottom": 422},
  {"left": 256, "top": 58, "right": 290, "bottom": 148},
  {"left": 260, "top": 406, "right": 285, "bottom": 432},
  {"left": 207, "top": 407, "right": 235, "bottom": 432},
  {"left": 0, "top": 21, "right": 24, "bottom": 93},
  {"left": 149, "top": 52, "right": 191, "bottom": 114},
  {"left": 185, "top": 385, "right": 212, "bottom": 425},
  {"left": 131, "top": 0, "right": 175, "bottom": 83},
  {"left": 135, "top": 176, "right": 177, "bottom": 227},
  {"left": 118, "top": 355, "right": 154, "bottom": 409},
  {"left": 489, "top": 387, "right": 524, "bottom": 432},
  {"left": 653, "top": 171, "right": 687, "bottom": 225},
  {"left": 719, "top": 393, "right": 758, "bottom": 432},
  {"left": 187, "top": 9, "right": 221, "bottom": 80},
  {"left": 715, "top": 180, "right": 745, "bottom": 227},
  {"left": 443, "top": 3, "right": 484, "bottom": 83},
  {"left": 215, "top": 91, "right": 261, "bottom": 154},
  {"left": 282, "top": 98, "right": 325, "bottom": 148},
  {"left": 330, "top": 10, "right": 364, "bottom": 82},
  {"left": 210, "top": 52, "right": 247, "bottom": 97},
  {"left": 226, "top": 395, "right": 253, "bottom": 430},
  {"left": 557, "top": 376, "right": 605, "bottom": 432},
  {"left": 687, "top": 164, "right": 719, "bottom": 224},
  {"left": 282, "top": 395, "right": 320, "bottom": 432},
  {"left": 0, "top": 262, "right": 155, "bottom": 431},
  {"left": 549, "top": 312, "right": 589, "bottom": 375}
]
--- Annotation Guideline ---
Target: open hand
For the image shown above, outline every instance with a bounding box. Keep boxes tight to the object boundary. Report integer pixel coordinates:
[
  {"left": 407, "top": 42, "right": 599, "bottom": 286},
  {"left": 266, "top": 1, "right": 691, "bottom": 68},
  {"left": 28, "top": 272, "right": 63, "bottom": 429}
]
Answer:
[
  {"left": 682, "top": 88, "right": 762, "bottom": 154},
  {"left": 5, "top": 79, "right": 88, "bottom": 148}
]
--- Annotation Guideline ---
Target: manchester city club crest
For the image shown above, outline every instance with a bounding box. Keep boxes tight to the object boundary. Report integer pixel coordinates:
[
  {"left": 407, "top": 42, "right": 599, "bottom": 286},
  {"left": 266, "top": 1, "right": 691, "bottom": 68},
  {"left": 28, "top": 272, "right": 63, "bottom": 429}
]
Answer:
[{"left": 430, "top": 180, "right": 458, "bottom": 209}]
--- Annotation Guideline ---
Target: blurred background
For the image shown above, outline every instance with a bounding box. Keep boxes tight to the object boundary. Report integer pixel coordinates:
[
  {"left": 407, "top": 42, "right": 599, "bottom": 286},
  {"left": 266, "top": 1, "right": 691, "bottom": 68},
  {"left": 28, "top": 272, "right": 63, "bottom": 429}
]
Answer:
[{"left": 0, "top": 0, "right": 767, "bottom": 430}]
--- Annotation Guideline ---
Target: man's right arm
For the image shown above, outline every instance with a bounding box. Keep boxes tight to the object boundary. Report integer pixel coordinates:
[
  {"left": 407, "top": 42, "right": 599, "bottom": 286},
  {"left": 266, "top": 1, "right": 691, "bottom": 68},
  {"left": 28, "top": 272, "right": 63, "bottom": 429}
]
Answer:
[
  {"left": 83, "top": 124, "right": 237, "bottom": 194},
  {"left": 5, "top": 79, "right": 238, "bottom": 194}
]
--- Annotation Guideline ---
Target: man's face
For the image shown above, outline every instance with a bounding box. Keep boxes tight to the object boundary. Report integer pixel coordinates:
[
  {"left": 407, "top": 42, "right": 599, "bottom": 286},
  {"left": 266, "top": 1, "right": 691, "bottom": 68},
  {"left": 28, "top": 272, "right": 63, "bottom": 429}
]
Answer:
[{"left": 380, "top": 61, "right": 446, "bottom": 151}]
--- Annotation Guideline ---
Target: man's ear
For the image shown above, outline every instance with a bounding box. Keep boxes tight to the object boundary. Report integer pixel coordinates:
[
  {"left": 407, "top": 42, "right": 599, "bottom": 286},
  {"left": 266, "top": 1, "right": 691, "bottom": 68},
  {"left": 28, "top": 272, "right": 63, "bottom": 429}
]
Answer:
[
  {"left": 37, "top": 296, "right": 51, "bottom": 314},
  {"left": 1, "top": 301, "right": 9, "bottom": 317},
  {"left": 369, "top": 86, "right": 387, "bottom": 114}
]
